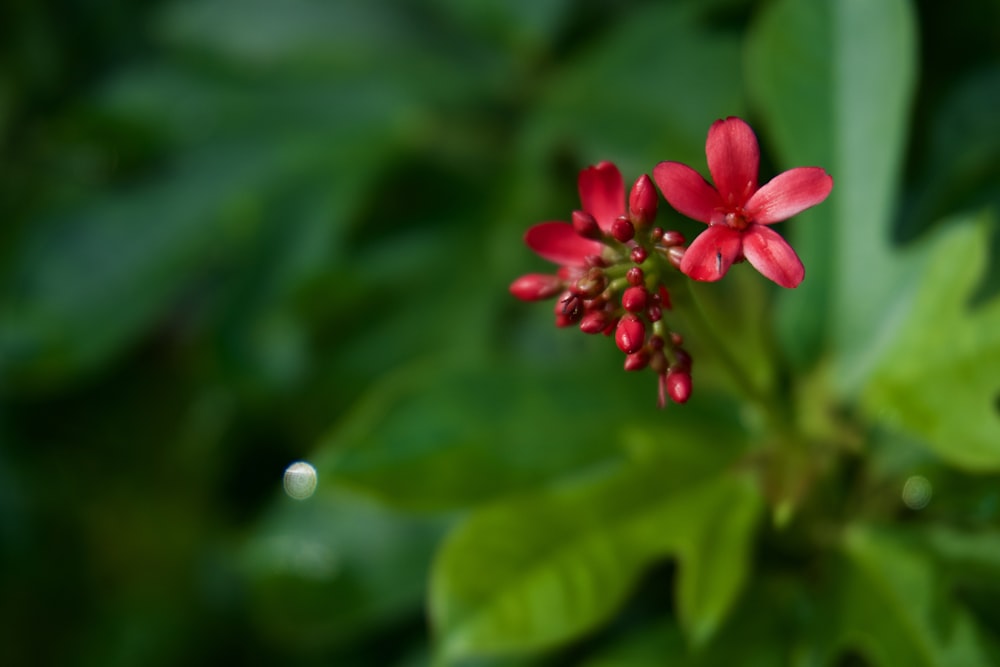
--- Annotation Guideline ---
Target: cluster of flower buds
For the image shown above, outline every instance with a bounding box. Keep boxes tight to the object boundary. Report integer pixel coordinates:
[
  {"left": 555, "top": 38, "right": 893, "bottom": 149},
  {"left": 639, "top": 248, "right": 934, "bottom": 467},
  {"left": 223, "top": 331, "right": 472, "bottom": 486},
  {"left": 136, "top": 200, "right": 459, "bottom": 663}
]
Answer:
[
  {"left": 509, "top": 162, "right": 693, "bottom": 407},
  {"left": 510, "top": 118, "right": 834, "bottom": 409}
]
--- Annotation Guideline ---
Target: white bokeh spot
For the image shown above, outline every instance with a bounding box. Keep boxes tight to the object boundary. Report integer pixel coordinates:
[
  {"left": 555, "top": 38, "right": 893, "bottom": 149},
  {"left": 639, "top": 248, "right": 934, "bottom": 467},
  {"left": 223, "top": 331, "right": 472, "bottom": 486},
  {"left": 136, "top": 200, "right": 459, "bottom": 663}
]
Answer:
[{"left": 283, "top": 461, "right": 318, "bottom": 500}]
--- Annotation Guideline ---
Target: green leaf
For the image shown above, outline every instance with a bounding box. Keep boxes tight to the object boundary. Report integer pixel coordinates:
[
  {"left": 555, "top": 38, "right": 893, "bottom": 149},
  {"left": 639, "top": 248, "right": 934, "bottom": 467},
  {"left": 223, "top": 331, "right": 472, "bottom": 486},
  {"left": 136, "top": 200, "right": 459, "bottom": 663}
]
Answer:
[
  {"left": 581, "top": 620, "right": 687, "bottom": 667},
  {"left": 746, "top": 0, "right": 919, "bottom": 379},
  {"left": 838, "top": 525, "right": 992, "bottom": 666},
  {"left": 430, "top": 465, "right": 761, "bottom": 662},
  {"left": 317, "top": 358, "right": 750, "bottom": 512},
  {"left": 528, "top": 3, "right": 745, "bottom": 173},
  {"left": 862, "top": 211, "right": 1000, "bottom": 470},
  {"left": 317, "top": 362, "right": 625, "bottom": 512},
  {"left": 899, "top": 66, "right": 1000, "bottom": 240}
]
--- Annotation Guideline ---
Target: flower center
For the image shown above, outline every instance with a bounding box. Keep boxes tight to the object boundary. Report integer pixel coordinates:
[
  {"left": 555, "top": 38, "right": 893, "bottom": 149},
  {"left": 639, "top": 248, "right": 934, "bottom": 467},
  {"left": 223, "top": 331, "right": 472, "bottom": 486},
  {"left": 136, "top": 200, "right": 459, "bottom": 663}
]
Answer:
[{"left": 724, "top": 208, "right": 751, "bottom": 231}]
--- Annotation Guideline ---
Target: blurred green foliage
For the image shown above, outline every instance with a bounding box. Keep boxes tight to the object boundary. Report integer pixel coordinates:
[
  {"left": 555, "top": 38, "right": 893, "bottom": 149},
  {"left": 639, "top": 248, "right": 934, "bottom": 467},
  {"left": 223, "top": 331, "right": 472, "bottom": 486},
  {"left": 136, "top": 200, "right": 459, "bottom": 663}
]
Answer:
[{"left": 2, "top": 0, "right": 1000, "bottom": 665}]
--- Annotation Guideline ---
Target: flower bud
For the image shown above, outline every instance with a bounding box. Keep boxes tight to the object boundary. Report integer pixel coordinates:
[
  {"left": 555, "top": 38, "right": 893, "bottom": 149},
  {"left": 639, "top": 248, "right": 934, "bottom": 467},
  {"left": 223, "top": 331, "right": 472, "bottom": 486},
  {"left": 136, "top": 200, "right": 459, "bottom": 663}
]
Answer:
[
  {"left": 615, "top": 314, "right": 645, "bottom": 354},
  {"left": 572, "top": 210, "right": 601, "bottom": 239},
  {"left": 626, "top": 267, "right": 644, "bottom": 286},
  {"left": 629, "top": 174, "right": 658, "bottom": 227},
  {"left": 646, "top": 304, "right": 662, "bottom": 322},
  {"left": 571, "top": 269, "right": 606, "bottom": 298},
  {"left": 579, "top": 309, "right": 611, "bottom": 334},
  {"left": 555, "top": 292, "right": 583, "bottom": 326},
  {"left": 624, "top": 350, "right": 650, "bottom": 371},
  {"left": 673, "top": 348, "right": 692, "bottom": 371},
  {"left": 661, "top": 230, "right": 685, "bottom": 247},
  {"left": 611, "top": 216, "right": 635, "bottom": 243},
  {"left": 630, "top": 246, "right": 648, "bottom": 264},
  {"left": 665, "top": 370, "right": 692, "bottom": 404},
  {"left": 667, "top": 246, "right": 685, "bottom": 269},
  {"left": 509, "top": 273, "right": 563, "bottom": 301},
  {"left": 658, "top": 286, "right": 672, "bottom": 310},
  {"left": 622, "top": 286, "right": 648, "bottom": 313}
]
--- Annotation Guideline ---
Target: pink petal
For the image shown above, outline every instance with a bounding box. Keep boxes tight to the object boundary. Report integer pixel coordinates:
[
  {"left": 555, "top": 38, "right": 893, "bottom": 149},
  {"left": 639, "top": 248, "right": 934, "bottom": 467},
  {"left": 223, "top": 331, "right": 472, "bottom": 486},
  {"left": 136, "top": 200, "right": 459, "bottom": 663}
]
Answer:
[
  {"left": 524, "top": 222, "right": 603, "bottom": 266},
  {"left": 745, "top": 167, "right": 833, "bottom": 225},
  {"left": 706, "top": 117, "right": 759, "bottom": 206},
  {"left": 679, "top": 224, "right": 742, "bottom": 282},
  {"left": 652, "top": 161, "right": 722, "bottom": 224},
  {"left": 742, "top": 224, "right": 804, "bottom": 288},
  {"left": 578, "top": 161, "right": 625, "bottom": 232}
]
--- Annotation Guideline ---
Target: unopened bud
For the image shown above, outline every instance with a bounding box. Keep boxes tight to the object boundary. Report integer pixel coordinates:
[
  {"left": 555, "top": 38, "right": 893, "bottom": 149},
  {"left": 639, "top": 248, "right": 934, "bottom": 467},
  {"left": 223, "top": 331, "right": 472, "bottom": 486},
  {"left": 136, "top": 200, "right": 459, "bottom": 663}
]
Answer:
[
  {"left": 626, "top": 267, "right": 644, "bottom": 286},
  {"left": 572, "top": 269, "right": 606, "bottom": 298},
  {"left": 622, "top": 286, "right": 648, "bottom": 313},
  {"left": 572, "top": 210, "right": 601, "bottom": 239},
  {"left": 555, "top": 292, "right": 583, "bottom": 326},
  {"left": 667, "top": 246, "right": 685, "bottom": 269},
  {"left": 510, "top": 273, "right": 563, "bottom": 301},
  {"left": 658, "top": 286, "right": 672, "bottom": 310},
  {"left": 661, "top": 230, "right": 685, "bottom": 246},
  {"left": 666, "top": 370, "right": 692, "bottom": 404},
  {"left": 630, "top": 246, "right": 648, "bottom": 264},
  {"left": 624, "top": 350, "right": 650, "bottom": 371},
  {"left": 672, "top": 348, "right": 692, "bottom": 372},
  {"left": 579, "top": 310, "right": 611, "bottom": 334},
  {"left": 629, "top": 174, "right": 658, "bottom": 227},
  {"left": 611, "top": 216, "right": 635, "bottom": 243},
  {"left": 647, "top": 304, "right": 662, "bottom": 322},
  {"left": 615, "top": 314, "right": 645, "bottom": 354}
]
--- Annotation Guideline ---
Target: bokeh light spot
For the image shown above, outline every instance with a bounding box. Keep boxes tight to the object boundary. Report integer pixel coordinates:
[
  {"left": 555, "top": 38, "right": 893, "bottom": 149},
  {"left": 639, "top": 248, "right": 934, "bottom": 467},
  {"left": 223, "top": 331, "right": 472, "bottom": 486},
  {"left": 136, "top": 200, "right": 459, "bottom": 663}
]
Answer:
[
  {"left": 283, "top": 461, "right": 318, "bottom": 500},
  {"left": 902, "top": 475, "right": 932, "bottom": 510}
]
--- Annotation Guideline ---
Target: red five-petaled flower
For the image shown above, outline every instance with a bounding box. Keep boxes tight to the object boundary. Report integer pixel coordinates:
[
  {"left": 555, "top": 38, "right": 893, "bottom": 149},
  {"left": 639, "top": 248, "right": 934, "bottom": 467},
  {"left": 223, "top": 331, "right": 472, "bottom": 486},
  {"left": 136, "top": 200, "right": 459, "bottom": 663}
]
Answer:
[
  {"left": 523, "top": 161, "right": 624, "bottom": 266},
  {"left": 652, "top": 117, "right": 833, "bottom": 288}
]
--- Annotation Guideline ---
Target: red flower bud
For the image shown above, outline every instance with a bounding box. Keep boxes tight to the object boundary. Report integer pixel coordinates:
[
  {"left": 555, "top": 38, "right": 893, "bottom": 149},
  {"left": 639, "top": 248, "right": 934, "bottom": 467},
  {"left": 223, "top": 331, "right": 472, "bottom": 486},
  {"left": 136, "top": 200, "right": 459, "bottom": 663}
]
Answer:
[
  {"left": 629, "top": 174, "right": 658, "bottom": 227},
  {"left": 658, "top": 286, "right": 672, "bottom": 310},
  {"left": 667, "top": 246, "right": 685, "bottom": 269},
  {"left": 579, "top": 310, "right": 611, "bottom": 334},
  {"left": 624, "top": 350, "right": 650, "bottom": 371},
  {"left": 661, "top": 230, "right": 685, "bottom": 246},
  {"left": 611, "top": 216, "right": 635, "bottom": 243},
  {"left": 622, "top": 286, "right": 648, "bottom": 313},
  {"left": 665, "top": 370, "right": 692, "bottom": 404},
  {"left": 510, "top": 273, "right": 563, "bottom": 301},
  {"left": 646, "top": 304, "right": 662, "bottom": 322},
  {"left": 615, "top": 314, "right": 645, "bottom": 354},
  {"left": 673, "top": 348, "right": 692, "bottom": 371},
  {"left": 626, "top": 267, "right": 644, "bottom": 286},
  {"left": 572, "top": 210, "right": 601, "bottom": 239},
  {"left": 555, "top": 292, "right": 583, "bottom": 326},
  {"left": 630, "top": 246, "right": 648, "bottom": 264}
]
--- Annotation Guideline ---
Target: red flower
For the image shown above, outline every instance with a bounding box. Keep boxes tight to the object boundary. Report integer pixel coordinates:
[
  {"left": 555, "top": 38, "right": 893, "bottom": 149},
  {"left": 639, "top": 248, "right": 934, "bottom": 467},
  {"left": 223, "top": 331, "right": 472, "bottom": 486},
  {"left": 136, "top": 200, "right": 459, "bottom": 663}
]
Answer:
[
  {"left": 523, "top": 161, "right": 624, "bottom": 266},
  {"left": 652, "top": 117, "right": 833, "bottom": 288}
]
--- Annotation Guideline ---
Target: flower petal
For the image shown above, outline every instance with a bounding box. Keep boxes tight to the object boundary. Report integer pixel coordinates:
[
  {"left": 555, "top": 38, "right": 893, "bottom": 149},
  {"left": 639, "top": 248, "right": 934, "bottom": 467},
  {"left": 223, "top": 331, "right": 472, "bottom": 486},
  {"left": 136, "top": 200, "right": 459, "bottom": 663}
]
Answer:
[
  {"left": 652, "top": 161, "right": 722, "bottom": 224},
  {"left": 706, "top": 117, "right": 759, "bottom": 206},
  {"left": 524, "top": 222, "right": 603, "bottom": 266},
  {"left": 742, "top": 224, "right": 804, "bottom": 288},
  {"left": 679, "top": 224, "right": 742, "bottom": 282},
  {"left": 745, "top": 167, "right": 833, "bottom": 224},
  {"left": 578, "top": 161, "right": 625, "bottom": 232}
]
